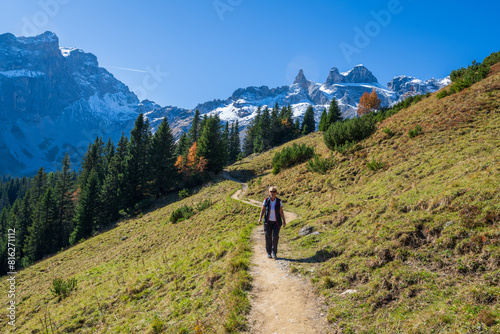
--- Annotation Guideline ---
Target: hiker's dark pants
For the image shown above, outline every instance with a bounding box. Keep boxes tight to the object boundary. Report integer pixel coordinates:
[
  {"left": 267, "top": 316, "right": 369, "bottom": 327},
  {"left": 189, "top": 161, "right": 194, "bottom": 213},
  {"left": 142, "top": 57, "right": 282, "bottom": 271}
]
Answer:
[{"left": 264, "top": 221, "right": 280, "bottom": 255}]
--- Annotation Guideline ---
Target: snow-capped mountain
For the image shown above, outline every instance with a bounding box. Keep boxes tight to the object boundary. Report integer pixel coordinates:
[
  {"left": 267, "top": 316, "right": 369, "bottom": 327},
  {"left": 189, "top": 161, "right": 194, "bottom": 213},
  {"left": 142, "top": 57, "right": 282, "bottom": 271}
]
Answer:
[
  {"left": 387, "top": 75, "right": 451, "bottom": 101},
  {"left": 0, "top": 31, "right": 450, "bottom": 176},
  {"left": 0, "top": 31, "right": 141, "bottom": 176},
  {"left": 193, "top": 64, "right": 449, "bottom": 128}
]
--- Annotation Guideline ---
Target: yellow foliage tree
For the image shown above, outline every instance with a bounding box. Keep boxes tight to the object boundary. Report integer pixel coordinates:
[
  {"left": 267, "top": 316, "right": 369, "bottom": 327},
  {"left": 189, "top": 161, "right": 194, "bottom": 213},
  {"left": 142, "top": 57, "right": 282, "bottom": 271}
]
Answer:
[
  {"left": 175, "top": 142, "right": 207, "bottom": 180},
  {"left": 358, "top": 89, "right": 381, "bottom": 116}
]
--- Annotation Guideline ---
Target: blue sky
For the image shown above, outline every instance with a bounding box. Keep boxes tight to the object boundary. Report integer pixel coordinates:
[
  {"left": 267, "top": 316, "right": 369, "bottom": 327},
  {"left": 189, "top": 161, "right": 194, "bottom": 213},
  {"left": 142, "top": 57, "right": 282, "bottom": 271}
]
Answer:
[{"left": 1, "top": 0, "right": 499, "bottom": 108}]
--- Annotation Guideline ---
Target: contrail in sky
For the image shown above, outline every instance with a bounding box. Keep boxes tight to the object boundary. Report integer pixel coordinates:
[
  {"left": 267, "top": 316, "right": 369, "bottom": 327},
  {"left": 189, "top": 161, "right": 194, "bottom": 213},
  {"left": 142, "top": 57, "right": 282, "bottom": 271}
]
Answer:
[{"left": 105, "top": 66, "right": 148, "bottom": 73}]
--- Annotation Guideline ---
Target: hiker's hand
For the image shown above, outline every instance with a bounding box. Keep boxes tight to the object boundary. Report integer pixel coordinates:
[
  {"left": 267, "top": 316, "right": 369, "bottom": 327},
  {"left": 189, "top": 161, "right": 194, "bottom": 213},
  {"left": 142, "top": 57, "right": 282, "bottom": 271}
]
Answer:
[{"left": 283, "top": 222, "right": 286, "bottom": 228}]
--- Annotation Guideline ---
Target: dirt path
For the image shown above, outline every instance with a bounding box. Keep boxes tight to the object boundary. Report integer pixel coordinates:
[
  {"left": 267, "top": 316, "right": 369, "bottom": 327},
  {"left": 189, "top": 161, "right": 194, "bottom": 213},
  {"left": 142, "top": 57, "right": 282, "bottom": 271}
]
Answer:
[{"left": 224, "top": 172, "right": 330, "bottom": 333}]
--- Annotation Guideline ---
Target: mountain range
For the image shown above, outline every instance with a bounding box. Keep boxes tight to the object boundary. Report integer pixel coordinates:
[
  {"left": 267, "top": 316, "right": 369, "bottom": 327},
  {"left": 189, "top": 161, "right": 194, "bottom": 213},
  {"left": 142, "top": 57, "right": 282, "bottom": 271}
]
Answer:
[{"left": 0, "top": 31, "right": 450, "bottom": 176}]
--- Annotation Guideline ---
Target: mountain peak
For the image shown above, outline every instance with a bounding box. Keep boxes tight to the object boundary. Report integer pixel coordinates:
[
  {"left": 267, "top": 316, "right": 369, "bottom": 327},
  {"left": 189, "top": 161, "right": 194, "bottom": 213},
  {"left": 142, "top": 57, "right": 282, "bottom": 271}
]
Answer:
[
  {"left": 324, "top": 65, "right": 378, "bottom": 85},
  {"left": 18, "top": 31, "right": 59, "bottom": 45},
  {"left": 293, "top": 69, "right": 307, "bottom": 84}
]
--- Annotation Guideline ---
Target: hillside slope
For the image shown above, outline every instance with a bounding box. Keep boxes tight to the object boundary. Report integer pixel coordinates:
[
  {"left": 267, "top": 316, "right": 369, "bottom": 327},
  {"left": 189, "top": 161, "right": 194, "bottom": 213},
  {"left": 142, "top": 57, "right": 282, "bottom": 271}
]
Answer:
[
  {"left": 0, "top": 66, "right": 497, "bottom": 334},
  {"left": 0, "top": 180, "right": 257, "bottom": 333},
  {"left": 228, "top": 71, "right": 500, "bottom": 333}
]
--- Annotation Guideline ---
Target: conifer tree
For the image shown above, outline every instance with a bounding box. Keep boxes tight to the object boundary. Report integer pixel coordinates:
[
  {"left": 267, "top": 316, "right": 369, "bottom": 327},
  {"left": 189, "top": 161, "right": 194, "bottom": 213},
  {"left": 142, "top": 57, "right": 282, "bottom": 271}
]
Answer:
[
  {"left": 70, "top": 169, "right": 100, "bottom": 245},
  {"left": 175, "top": 132, "right": 190, "bottom": 158},
  {"left": 79, "top": 137, "right": 105, "bottom": 188},
  {"left": 31, "top": 167, "right": 48, "bottom": 202},
  {"left": 99, "top": 155, "right": 121, "bottom": 226},
  {"left": 293, "top": 117, "right": 301, "bottom": 137},
  {"left": 301, "top": 105, "right": 316, "bottom": 135},
  {"left": 54, "top": 153, "right": 75, "bottom": 248},
  {"left": 24, "top": 187, "right": 58, "bottom": 262},
  {"left": 258, "top": 107, "right": 271, "bottom": 151},
  {"left": 327, "top": 97, "right": 343, "bottom": 125},
  {"left": 243, "top": 107, "right": 261, "bottom": 156},
  {"left": 197, "top": 115, "right": 226, "bottom": 173},
  {"left": 103, "top": 138, "right": 115, "bottom": 174},
  {"left": 16, "top": 190, "right": 32, "bottom": 265},
  {"left": 270, "top": 103, "right": 280, "bottom": 146},
  {"left": 188, "top": 109, "right": 201, "bottom": 145},
  {"left": 229, "top": 121, "right": 241, "bottom": 162},
  {"left": 124, "top": 114, "right": 152, "bottom": 209},
  {"left": 318, "top": 108, "right": 328, "bottom": 132},
  {"left": 0, "top": 208, "right": 9, "bottom": 275},
  {"left": 150, "top": 118, "right": 177, "bottom": 197},
  {"left": 223, "top": 121, "right": 230, "bottom": 159}
]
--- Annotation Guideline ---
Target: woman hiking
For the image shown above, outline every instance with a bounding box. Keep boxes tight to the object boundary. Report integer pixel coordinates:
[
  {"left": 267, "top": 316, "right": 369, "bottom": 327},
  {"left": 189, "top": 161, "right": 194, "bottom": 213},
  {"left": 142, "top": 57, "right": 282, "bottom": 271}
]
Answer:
[{"left": 258, "top": 186, "right": 286, "bottom": 259}]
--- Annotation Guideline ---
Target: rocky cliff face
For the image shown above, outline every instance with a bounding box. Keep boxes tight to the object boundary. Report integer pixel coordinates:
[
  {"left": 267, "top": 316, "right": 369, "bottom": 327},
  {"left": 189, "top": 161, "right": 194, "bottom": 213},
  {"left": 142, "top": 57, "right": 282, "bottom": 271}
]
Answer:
[{"left": 0, "top": 32, "right": 140, "bottom": 176}]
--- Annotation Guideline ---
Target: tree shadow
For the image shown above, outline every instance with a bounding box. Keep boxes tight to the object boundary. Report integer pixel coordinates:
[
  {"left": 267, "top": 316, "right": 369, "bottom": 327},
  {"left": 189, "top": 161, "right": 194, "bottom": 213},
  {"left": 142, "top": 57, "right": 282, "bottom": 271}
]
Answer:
[{"left": 277, "top": 248, "right": 340, "bottom": 264}]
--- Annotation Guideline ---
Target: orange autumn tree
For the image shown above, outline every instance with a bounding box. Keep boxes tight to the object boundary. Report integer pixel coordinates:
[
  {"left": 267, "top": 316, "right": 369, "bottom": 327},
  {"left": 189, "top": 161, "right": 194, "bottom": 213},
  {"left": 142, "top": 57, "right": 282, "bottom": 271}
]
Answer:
[
  {"left": 357, "top": 88, "right": 381, "bottom": 116},
  {"left": 175, "top": 142, "right": 207, "bottom": 180}
]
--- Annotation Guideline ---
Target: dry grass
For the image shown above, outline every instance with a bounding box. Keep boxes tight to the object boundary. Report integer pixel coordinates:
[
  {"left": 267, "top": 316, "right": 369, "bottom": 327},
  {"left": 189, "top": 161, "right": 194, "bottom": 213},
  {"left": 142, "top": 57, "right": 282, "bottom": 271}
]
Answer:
[
  {"left": 0, "top": 179, "right": 257, "bottom": 333},
  {"left": 229, "top": 71, "right": 500, "bottom": 333}
]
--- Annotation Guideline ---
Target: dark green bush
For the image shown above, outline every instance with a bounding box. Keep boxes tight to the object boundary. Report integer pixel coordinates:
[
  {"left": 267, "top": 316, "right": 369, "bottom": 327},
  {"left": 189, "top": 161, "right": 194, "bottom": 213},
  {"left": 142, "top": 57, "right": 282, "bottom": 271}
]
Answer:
[
  {"left": 271, "top": 143, "right": 315, "bottom": 174},
  {"left": 442, "top": 51, "right": 500, "bottom": 97},
  {"left": 307, "top": 155, "right": 336, "bottom": 174},
  {"left": 323, "top": 114, "right": 376, "bottom": 153},
  {"left": 51, "top": 277, "right": 77, "bottom": 301},
  {"left": 382, "top": 127, "right": 395, "bottom": 137},
  {"left": 178, "top": 188, "right": 190, "bottom": 199},
  {"left": 374, "top": 93, "right": 431, "bottom": 121},
  {"left": 408, "top": 124, "right": 423, "bottom": 138},
  {"left": 436, "top": 89, "right": 451, "bottom": 99},
  {"left": 366, "top": 158, "right": 385, "bottom": 171},
  {"left": 195, "top": 198, "right": 212, "bottom": 211},
  {"left": 170, "top": 205, "right": 194, "bottom": 223}
]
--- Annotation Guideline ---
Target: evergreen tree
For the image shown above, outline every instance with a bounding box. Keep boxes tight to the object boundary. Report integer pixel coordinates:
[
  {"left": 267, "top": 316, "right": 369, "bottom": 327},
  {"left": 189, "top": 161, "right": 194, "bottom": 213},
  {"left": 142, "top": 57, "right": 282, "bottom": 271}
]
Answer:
[
  {"left": 229, "top": 120, "right": 241, "bottom": 162},
  {"left": 103, "top": 137, "right": 115, "bottom": 174},
  {"left": 124, "top": 114, "right": 152, "bottom": 209},
  {"left": 258, "top": 106, "right": 271, "bottom": 151},
  {"left": 188, "top": 109, "right": 201, "bottom": 145},
  {"left": 16, "top": 190, "right": 32, "bottom": 265},
  {"left": 0, "top": 191, "right": 8, "bottom": 213},
  {"left": 31, "top": 167, "right": 48, "bottom": 202},
  {"left": 54, "top": 153, "right": 75, "bottom": 249},
  {"left": 70, "top": 169, "right": 100, "bottom": 245},
  {"left": 197, "top": 115, "right": 226, "bottom": 173},
  {"left": 279, "top": 105, "right": 295, "bottom": 143},
  {"left": 99, "top": 155, "right": 121, "bottom": 226},
  {"left": 243, "top": 107, "right": 261, "bottom": 156},
  {"left": 0, "top": 208, "right": 9, "bottom": 275},
  {"left": 199, "top": 114, "right": 208, "bottom": 135},
  {"left": 24, "top": 187, "right": 58, "bottom": 263},
  {"left": 222, "top": 121, "right": 230, "bottom": 162},
  {"left": 175, "top": 132, "right": 190, "bottom": 158},
  {"left": 327, "top": 97, "right": 343, "bottom": 125},
  {"left": 318, "top": 108, "right": 328, "bottom": 132},
  {"left": 150, "top": 118, "right": 177, "bottom": 197},
  {"left": 270, "top": 103, "right": 281, "bottom": 146},
  {"left": 79, "top": 137, "right": 105, "bottom": 188},
  {"left": 114, "top": 133, "right": 129, "bottom": 211},
  {"left": 293, "top": 118, "right": 301, "bottom": 138},
  {"left": 301, "top": 106, "right": 316, "bottom": 135}
]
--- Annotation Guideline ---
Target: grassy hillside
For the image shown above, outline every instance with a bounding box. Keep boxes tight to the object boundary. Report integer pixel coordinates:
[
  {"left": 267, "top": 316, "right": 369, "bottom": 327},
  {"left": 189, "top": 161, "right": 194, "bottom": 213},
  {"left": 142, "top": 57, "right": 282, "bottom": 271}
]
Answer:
[
  {"left": 228, "top": 71, "right": 500, "bottom": 333},
  {"left": 0, "top": 180, "right": 257, "bottom": 333},
  {"left": 1, "top": 67, "right": 498, "bottom": 334}
]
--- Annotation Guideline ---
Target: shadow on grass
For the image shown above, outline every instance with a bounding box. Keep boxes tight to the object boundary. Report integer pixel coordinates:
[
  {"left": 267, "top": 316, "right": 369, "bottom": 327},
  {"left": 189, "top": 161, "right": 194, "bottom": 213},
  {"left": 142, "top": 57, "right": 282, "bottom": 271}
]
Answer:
[{"left": 278, "top": 248, "right": 339, "bottom": 264}]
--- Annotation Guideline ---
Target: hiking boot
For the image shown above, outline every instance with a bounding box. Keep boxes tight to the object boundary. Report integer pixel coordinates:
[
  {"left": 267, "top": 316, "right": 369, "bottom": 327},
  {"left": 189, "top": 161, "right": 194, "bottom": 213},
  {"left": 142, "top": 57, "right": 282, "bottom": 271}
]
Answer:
[
  {"left": 272, "top": 252, "right": 277, "bottom": 259},
  {"left": 267, "top": 253, "right": 272, "bottom": 259}
]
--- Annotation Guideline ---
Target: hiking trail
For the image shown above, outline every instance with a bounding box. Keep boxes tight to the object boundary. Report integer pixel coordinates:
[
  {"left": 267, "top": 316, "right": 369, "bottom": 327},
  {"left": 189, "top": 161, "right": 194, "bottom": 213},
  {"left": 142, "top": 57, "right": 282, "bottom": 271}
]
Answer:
[{"left": 223, "top": 172, "right": 331, "bottom": 334}]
